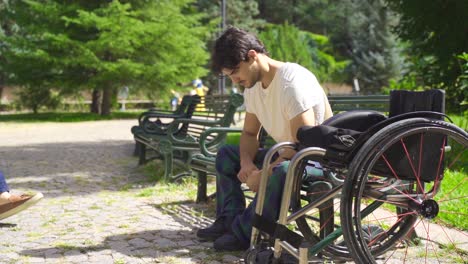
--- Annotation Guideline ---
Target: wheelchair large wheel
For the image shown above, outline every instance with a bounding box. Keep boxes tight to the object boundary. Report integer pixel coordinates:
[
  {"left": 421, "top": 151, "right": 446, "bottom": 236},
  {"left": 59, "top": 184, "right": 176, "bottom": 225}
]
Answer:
[{"left": 341, "top": 118, "right": 468, "bottom": 263}]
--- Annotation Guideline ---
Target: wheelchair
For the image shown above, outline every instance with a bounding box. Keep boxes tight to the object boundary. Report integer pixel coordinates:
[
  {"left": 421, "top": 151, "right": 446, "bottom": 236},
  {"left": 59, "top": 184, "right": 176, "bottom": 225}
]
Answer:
[{"left": 245, "top": 90, "right": 468, "bottom": 263}]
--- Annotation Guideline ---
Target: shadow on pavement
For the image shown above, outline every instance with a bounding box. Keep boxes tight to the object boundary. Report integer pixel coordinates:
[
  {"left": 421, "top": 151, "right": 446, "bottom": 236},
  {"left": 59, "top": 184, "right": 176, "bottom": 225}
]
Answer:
[
  {"left": 0, "top": 140, "right": 150, "bottom": 198},
  {"left": 19, "top": 229, "right": 194, "bottom": 258}
]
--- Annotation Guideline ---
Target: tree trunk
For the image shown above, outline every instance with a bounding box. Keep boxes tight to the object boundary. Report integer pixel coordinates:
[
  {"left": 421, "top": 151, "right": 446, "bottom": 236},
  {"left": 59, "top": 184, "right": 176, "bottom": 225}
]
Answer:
[
  {"left": 0, "top": 73, "right": 4, "bottom": 101},
  {"left": 90, "top": 89, "right": 101, "bottom": 114},
  {"left": 32, "top": 104, "right": 38, "bottom": 114},
  {"left": 258, "top": 0, "right": 266, "bottom": 16},
  {"left": 100, "top": 86, "right": 113, "bottom": 116}
]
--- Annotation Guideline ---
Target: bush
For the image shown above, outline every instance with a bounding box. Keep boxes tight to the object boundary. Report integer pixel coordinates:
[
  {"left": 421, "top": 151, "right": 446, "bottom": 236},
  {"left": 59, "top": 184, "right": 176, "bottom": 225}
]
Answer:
[{"left": 15, "top": 86, "right": 61, "bottom": 113}]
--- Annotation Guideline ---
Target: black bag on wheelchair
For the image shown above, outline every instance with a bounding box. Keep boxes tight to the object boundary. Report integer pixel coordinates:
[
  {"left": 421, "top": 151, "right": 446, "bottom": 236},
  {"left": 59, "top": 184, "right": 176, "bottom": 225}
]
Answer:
[
  {"left": 297, "top": 110, "right": 387, "bottom": 163},
  {"left": 297, "top": 125, "right": 362, "bottom": 152}
]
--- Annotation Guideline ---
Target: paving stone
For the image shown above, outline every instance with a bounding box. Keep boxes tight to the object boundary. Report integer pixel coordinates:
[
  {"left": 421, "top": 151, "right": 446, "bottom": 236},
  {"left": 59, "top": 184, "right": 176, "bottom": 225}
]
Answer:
[
  {"left": 63, "top": 253, "right": 89, "bottom": 263},
  {"left": 128, "top": 238, "right": 152, "bottom": 249}
]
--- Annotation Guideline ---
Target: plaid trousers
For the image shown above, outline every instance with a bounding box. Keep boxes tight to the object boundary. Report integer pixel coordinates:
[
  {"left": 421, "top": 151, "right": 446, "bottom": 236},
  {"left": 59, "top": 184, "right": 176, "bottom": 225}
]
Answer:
[{"left": 215, "top": 145, "right": 323, "bottom": 245}]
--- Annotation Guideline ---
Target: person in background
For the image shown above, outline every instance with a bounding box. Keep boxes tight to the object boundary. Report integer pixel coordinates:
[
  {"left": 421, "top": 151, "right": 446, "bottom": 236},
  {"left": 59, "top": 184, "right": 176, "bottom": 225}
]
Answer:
[
  {"left": 190, "top": 79, "right": 209, "bottom": 97},
  {"left": 0, "top": 170, "right": 43, "bottom": 221},
  {"left": 170, "top": 89, "right": 181, "bottom": 111},
  {"left": 196, "top": 26, "right": 332, "bottom": 251},
  {"left": 190, "top": 79, "right": 210, "bottom": 111}
]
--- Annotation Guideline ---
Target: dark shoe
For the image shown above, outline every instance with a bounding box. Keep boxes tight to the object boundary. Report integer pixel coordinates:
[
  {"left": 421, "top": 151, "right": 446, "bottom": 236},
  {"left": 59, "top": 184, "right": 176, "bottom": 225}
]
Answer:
[
  {"left": 213, "top": 233, "right": 249, "bottom": 251},
  {"left": 362, "top": 224, "right": 385, "bottom": 243},
  {"left": 197, "top": 218, "right": 230, "bottom": 241}
]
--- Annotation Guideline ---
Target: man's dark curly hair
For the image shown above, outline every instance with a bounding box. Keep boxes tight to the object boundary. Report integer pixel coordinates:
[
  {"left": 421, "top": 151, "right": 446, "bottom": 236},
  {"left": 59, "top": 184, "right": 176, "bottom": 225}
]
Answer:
[{"left": 211, "top": 26, "right": 268, "bottom": 74}]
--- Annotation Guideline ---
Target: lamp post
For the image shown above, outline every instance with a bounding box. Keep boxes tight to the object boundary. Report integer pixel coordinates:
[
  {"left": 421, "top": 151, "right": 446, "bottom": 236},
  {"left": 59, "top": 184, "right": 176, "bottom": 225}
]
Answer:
[{"left": 217, "top": 0, "right": 226, "bottom": 94}]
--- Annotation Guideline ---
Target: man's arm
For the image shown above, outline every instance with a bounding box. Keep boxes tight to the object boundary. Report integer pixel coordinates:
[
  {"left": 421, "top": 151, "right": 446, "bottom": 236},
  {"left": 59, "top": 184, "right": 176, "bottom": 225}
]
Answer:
[
  {"left": 237, "top": 112, "right": 262, "bottom": 183},
  {"left": 245, "top": 108, "right": 317, "bottom": 192},
  {"left": 268, "top": 108, "right": 316, "bottom": 169},
  {"left": 290, "top": 108, "right": 316, "bottom": 143}
]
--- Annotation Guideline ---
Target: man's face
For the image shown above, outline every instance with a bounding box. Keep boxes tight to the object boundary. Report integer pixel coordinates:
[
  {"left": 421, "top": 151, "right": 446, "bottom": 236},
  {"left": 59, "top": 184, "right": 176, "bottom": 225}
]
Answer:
[{"left": 222, "top": 57, "right": 260, "bottom": 89}]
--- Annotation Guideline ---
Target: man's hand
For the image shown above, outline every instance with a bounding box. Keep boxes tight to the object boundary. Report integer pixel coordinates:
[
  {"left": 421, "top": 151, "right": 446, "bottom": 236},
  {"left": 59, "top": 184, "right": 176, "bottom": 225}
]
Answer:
[
  {"left": 237, "top": 163, "right": 258, "bottom": 183},
  {"left": 246, "top": 169, "right": 262, "bottom": 192}
]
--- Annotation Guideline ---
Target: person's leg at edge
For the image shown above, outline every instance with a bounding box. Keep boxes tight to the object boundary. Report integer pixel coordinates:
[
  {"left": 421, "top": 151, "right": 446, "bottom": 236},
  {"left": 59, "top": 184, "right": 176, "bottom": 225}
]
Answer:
[
  {"left": 0, "top": 170, "right": 43, "bottom": 221},
  {"left": 214, "top": 162, "right": 325, "bottom": 251},
  {"left": 196, "top": 145, "right": 268, "bottom": 241},
  {"left": 0, "top": 170, "right": 9, "bottom": 194}
]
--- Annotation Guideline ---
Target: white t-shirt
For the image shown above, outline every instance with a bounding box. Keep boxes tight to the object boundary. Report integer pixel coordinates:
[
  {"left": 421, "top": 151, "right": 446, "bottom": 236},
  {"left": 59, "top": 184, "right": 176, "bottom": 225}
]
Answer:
[{"left": 244, "top": 63, "right": 330, "bottom": 143}]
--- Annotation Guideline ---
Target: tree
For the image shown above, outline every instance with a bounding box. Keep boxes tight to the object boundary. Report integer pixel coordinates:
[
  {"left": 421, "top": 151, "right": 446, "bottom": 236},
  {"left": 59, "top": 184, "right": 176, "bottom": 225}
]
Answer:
[
  {"left": 196, "top": 0, "right": 265, "bottom": 33},
  {"left": 259, "top": 23, "right": 347, "bottom": 83},
  {"left": 257, "top": 0, "right": 330, "bottom": 34},
  {"left": 385, "top": 0, "right": 468, "bottom": 112},
  {"left": 195, "top": 0, "right": 266, "bottom": 90},
  {"left": 256, "top": 0, "right": 404, "bottom": 94},
  {"left": 340, "top": 0, "right": 404, "bottom": 94},
  {"left": 0, "top": 0, "right": 14, "bottom": 103},
  {"left": 2, "top": 0, "right": 211, "bottom": 115}
]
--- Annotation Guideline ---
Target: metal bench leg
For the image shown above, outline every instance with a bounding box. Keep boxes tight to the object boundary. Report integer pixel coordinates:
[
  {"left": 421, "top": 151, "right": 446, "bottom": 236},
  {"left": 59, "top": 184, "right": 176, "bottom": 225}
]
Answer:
[
  {"left": 162, "top": 152, "right": 173, "bottom": 182},
  {"left": 138, "top": 144, "right": 147, "bottom": 165},
  {"left": 196, "top": 171, "right": 208, "bottom": 203},
  {"left": 133, "top": 141, "right": 141, "bottom": 156}
]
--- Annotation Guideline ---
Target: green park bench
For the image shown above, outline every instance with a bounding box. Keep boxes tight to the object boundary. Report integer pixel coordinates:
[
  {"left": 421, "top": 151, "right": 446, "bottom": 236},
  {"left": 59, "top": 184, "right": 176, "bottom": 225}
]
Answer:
[
  {"left": 131, "top": 93, "right": 244, "bottom": 182},
  {"left": 131, "top": 94, "right": 200, "bottom": 158},
  {"left": 191, "top": 93, "right": 390, "bottom": 203},
  {"left": 328, "top": 94, "right": 389, "bottom": 112}
]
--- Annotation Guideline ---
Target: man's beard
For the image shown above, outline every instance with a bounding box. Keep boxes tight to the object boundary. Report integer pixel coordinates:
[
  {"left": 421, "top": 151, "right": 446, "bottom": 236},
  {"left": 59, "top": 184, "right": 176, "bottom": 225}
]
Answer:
[{"left": 243, "top": 70, "right": 260, "bottom": 89}]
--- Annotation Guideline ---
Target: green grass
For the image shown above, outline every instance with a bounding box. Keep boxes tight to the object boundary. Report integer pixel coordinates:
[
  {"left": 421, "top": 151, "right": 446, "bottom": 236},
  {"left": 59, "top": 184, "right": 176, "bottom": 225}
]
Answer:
[
  {"left": 225, "top": 132, "right": 241, "bottom": 145},
  {"left": 448, "top": 113, "right": 467, "bottom": 130},
  {"left": 0, "top": 111, "right": 140, "bottom": 122},
  {"left": 437, "top": 168, "right": 467, "bottom": 230}
]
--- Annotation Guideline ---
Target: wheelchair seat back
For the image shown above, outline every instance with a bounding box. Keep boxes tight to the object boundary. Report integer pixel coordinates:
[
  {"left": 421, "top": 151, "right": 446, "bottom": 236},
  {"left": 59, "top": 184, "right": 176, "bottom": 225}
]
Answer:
[
  {"left": 374, "top": 90, "right": 446, "bottom": 182},
  {"left": 389, "top": 89, "right": 445, "bottom": 117}
]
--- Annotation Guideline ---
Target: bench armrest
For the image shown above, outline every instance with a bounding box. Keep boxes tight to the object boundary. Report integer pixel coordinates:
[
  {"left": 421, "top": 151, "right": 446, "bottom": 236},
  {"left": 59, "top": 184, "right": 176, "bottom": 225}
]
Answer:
[
  {"left": 163, "top": 118, "right": 222, "bottom": 145},
  {"left": 138, "top": 111, "right": 187, "bottom": 126},
  {"left": 199, "top": 127, "right": 243, "bottom": 157},
  {"left": 165, "top": 117, "right": 222, "bottom": 134}
]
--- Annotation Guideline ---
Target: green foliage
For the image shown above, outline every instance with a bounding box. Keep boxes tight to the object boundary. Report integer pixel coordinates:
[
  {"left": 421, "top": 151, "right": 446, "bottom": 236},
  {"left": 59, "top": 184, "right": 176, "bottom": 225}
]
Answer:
[
  {"left": 259, "top": 22, "right": 347, "bottom": 82},
  {"left": 454, "top": 53, "right": 468, "bottom": 111},
  {"left": 383, "top": 72, "right": 425, "bottom": 94},
  {"left": 195, "top": 0, "right": 266, "bottom": 90},
  {"left": 225, "top": 132, "right": 241, "bottom": 145},
  {"left": 338, "top": 0, "right": 404, "bottom": 94},
  {"left": 257, "top": 0, "right": 329, "bottom": 33},
  {"left": 438, "top": 169, "right": 467, "bottom": 230},
  {"left": 256, "top": 0, "right": 404, "bottom": 94},
  {"left": 1, "top": 0, "right": 211, "bottom": 114},
  {"left": 196, "top": 0, "right": 265, "bottom": 33},
  {"left": 16, "top": 86, "right": 61, "bottom": 114},
  {"left": 385, "top": 0, "right": 468, "bottom": 112}
]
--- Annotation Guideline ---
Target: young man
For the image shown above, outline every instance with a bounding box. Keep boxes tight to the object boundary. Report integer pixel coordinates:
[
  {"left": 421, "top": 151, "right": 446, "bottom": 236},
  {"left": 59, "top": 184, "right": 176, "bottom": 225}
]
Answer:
[
  {"left": 196, "top": 27, "right": 332, "bottom": 251},
  {"left": 0, "top": 170, "right": 43, "bottom": 221}
]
